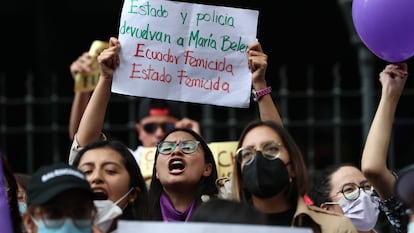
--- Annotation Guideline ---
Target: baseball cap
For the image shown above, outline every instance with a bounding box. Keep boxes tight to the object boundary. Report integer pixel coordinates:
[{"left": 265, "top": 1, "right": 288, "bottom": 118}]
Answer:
[
  {"left": 27, "top": 163, "right": 93, "bottom": 205},
  {"left": 137, "top": 98, "right": 183, "bottom": 122},
  {"left": 395, "top": 164, "right": 414, "bottom": 207}
]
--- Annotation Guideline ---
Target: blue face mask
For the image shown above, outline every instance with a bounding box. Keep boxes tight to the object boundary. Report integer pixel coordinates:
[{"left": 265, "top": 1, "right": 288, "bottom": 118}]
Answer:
[
  {"left": 18, "top": 201, "right": 27, "bottom": 215},
  {"left": 32, "top": 218, "right": 92, "bottom": 233}
]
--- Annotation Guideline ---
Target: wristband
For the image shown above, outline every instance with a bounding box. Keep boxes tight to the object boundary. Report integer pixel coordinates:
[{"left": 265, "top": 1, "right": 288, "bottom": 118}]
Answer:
[{"left": 252, "top": 86, "right": 272, "bottom": 102}]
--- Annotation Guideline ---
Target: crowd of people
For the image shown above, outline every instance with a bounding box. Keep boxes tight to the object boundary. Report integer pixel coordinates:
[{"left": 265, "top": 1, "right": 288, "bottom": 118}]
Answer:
[{"left": 1, "top": 35, "right": 413, "bottom": 233}]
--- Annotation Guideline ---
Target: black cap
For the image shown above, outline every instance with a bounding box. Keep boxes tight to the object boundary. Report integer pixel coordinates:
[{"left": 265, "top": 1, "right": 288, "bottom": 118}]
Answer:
[
  {"left": 27, "top": 163, "right": 93, "bottom": 205},
  {"left": 137, "top": 98, "right": 182, "bottom": 122},
  {"left": 395, "top": 164, "right": 414, "bottom": 207}
]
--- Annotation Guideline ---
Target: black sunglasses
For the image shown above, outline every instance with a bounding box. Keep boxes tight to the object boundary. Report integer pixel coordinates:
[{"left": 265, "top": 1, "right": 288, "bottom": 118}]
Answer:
[{"left": 143, "top": 122, "right": 175, "bottom": 134}]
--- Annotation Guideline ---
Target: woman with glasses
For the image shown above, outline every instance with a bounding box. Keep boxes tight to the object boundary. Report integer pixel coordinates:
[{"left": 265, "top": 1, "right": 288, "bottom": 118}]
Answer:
[
  {"left": 309, "top": 164, "right": 380, "bottom": 233},
  {"left": 360, "top": 63, "right": 409, "bottom": 233},
  {"left": 231, "top": 120, "right": 357, "bottom": 232},
  {"left": 310, "top": 64, "right": 410, "bottom": 233},
  {"left": 147, "top": 128, "right": 218, "bottom": 221},
  {"left": 22, "top": 163, "right": 98, "bottom": 233},
  {"left": 72, "top": 140, "right": 149, "bottom": 233}
]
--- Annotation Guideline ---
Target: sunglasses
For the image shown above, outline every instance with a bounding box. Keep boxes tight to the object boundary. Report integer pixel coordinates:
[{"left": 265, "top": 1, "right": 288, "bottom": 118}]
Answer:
[{"left": 142, "top": 122, "right": 175, "bottom": 134}]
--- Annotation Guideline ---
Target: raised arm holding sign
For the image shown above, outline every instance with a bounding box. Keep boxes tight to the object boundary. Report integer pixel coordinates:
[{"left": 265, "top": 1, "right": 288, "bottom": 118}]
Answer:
[
  {"left": 68, "top": 0, "right": 281, "bottom": 165},
  {"left": 67, "top": 1, "right": 284, "bottom": 225}
]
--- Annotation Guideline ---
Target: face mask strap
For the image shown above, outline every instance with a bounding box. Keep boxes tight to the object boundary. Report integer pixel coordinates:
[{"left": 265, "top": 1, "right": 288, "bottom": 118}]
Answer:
[{"left": 114, "top": 187, "right": 134, "bottom": 205}]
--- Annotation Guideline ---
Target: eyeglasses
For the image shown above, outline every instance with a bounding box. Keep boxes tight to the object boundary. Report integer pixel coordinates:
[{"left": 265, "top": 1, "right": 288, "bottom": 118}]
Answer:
[
  {"left": 236, "top": 141, "right": 284, "bottom": 165},
  {"left": 143, "top": 122, "right": 175, "bottom": 134},
  {"left": 334, "top": 181, "right": 373, "bottom": 201},
  {"left": 157, "top": 140, "right": 200, "bottom": 155},
  {"left": 31, "top": 206, "right": 96, "bottom": 228}
]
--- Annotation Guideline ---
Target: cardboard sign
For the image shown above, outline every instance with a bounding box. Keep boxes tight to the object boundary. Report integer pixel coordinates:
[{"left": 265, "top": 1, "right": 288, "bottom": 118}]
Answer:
[
  {"left": 112, "top": 0, "right": 259, "bottom": 108},
  {"left": 118, "top": 220, "right": 313, "bottom": 233}
]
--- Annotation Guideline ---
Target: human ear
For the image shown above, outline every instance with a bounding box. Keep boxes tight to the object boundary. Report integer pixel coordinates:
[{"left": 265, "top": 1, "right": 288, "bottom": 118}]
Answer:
[{"left": 203, "top": 163, "right": 213, "bottom": 177}]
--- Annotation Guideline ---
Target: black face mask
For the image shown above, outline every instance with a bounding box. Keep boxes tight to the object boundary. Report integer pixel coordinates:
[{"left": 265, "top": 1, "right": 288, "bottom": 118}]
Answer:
[{"left": 242, "top": 151, "right": 290, "bottom": 198}]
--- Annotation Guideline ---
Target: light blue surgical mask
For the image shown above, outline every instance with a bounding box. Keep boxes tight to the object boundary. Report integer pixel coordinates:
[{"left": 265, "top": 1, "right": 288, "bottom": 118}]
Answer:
[
  {"left": 31, "top": 217, "right": 92, "bottom": 233},
  {"left": 408, "top": 222, "right": 414, "bottom": 233},
  {"left": 18, "top": 201, "right": 27, "bottom": 215}
]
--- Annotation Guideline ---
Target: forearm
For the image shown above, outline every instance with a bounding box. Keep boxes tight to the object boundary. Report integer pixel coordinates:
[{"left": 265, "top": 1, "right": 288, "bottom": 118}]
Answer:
[
  {"left": 76, "top": 77, "right": 112, "bottom": 147},
  {"left": 257, "top": 95, "right": 283, "bottom": 126},
  {"left": 253, "top": 80, "right": 283, "bottom": 126},
  {"left": 69, "top": 92, "right": 90, "bottom": 140},
  {"left": 361, "top": 96, "right": 398, "bottom": 198}
]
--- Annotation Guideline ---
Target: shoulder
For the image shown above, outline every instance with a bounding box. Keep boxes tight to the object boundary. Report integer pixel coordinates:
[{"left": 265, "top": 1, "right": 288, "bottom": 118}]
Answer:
[
  {"left": 305, "top": 204, "right": 347, "bottom": 219},
  {"left": 295, "top": 198, "right": 358, "bottom": 232},
  {"left": 68, "top": 133, "right": 108, "bottom": 165}
]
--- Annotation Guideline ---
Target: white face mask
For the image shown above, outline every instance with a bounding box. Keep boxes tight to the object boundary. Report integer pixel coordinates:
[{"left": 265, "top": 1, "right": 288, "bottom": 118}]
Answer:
[
  {"left": 408, "top": 222, "right": 414, "bottom": 233},
  {"left": 93, "top": 188, "right": 133, "bottom": 232},
  {"left": 338, "top": 190, "right": 379, "bottom": 231}
]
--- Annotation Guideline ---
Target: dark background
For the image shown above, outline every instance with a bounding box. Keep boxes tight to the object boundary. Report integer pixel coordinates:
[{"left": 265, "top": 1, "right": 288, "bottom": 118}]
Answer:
[{"left": 1, "top": 0, "right": 355, "bottom": 89}]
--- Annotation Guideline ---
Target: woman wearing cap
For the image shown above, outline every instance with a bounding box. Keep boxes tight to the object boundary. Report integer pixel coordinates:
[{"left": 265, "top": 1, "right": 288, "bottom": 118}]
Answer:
[
  {"left": 360, "top": 63, "right": 409, "bottom": 233},
  {"left": 22, "top": 163, "right": 99, "bottom": 233}
]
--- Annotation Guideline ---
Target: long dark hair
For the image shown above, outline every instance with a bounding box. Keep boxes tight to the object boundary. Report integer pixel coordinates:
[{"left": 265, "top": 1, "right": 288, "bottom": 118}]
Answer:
[
  {"left": 72, "top": 139, "right": 149, "bottom": 220},
  {"left": 1, "top": 155, "right": 23, "bottom": 233},
  {"left": 147, "top": 128, "right": 218, "bottom": 220},
  {"left": 233, "top": 120, "right": 309, "bottom": 205}
]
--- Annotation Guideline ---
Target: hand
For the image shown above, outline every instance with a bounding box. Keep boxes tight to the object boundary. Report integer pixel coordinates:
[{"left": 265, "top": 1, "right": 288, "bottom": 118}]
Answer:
[
  {"left": 97, "top": 37, "right": 121, "bottom": 80},
  {"left": 175, "top": 117, "right": 201, "bottom": 135},
  {"left": 92, "top": 225, "right": 105, "bottom": 233},
  {"left": 70, "top": 52, "right": 93, "bottom": 78},
  {"left": 379, "top": 63, "right": 408, "bottom": 98},
  {"left": 247, "top": 41, "right": 268, "bottom": 88}
]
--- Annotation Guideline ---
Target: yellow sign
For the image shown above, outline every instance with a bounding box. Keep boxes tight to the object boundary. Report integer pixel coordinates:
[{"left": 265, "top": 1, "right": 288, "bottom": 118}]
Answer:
[
  {"left": 74, "top": 40, "right": 109, "bottom": 92},
  {"left": 140, "top": 141, "right": 238, "bottom": 180}
]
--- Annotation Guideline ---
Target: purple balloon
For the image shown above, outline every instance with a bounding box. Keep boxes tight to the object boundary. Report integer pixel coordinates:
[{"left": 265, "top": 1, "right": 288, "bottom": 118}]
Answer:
[{"left": 352, "top": 0, "right": 414, "bottom": 62}]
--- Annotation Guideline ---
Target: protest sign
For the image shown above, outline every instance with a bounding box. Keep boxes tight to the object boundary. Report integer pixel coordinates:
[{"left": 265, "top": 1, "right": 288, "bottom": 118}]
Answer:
[
  {"left": 112, "top": 0, "right": 259, "bottom": 107},
  {"left": 118, "top": 220, "right": 313, "bottom": 233}
]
